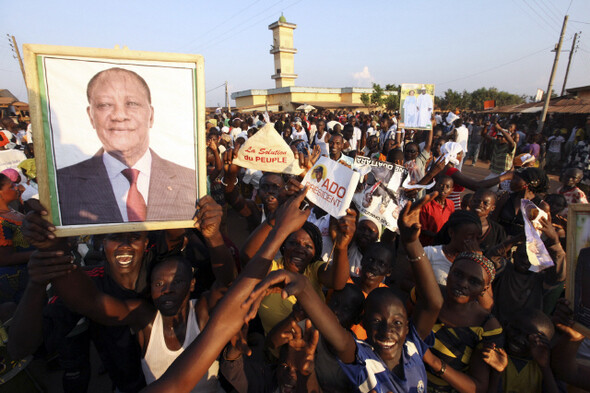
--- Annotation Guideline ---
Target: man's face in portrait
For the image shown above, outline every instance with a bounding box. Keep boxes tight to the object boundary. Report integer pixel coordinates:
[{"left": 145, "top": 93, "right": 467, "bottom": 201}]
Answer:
[{"left": 87, "top": 69, "right": 154, "bottom": 165}]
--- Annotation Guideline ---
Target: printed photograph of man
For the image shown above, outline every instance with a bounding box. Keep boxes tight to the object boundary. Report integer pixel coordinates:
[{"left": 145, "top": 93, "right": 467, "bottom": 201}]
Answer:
[
  {"left": 416, "top": 86, "right": 434, "bottom": 128},
  {"left": 56, "top": 67, "right": 197, "bottom": 225},
  {"left": 400, "top": 84, "right": 435, "bottom": 130}
]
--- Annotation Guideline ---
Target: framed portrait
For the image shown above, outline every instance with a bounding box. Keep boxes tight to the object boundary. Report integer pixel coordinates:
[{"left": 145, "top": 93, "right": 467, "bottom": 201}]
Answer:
[
  {"left": 23, "top": 44, "right": 206, "bottom": 236},
  {"left": 399, "top": 83, "right": 435, "bottom": 130},
  {"left": 566, "top": 203, "right": 590, "bottom": 338}
]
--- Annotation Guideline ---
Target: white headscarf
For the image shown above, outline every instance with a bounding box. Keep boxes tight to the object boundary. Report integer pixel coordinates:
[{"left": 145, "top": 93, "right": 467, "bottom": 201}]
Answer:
[{"left": 440, "top": 141, "right": 464, "bottom": 166}]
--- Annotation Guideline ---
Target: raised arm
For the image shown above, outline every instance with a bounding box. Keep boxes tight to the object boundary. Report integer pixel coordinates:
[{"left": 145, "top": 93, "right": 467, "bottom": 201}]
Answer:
[
  {"left": 494, "top": 123, "right": 516, "bottom": 148},
  {"left": 193, "top": 196, "right": 237, "bottom": 286},
  {"left": 398, "top": 193, "right": 444, "bottom": 339},
  {"left": 317, "top": 209, "right": 356, "bottom": 290},
  {"left": 142, "top": 188, "right": 313, "bottom": 393},
  {"left": 222, "top": 148, "right": 261, "bottom": 225},
  {"left": 245, "top": 269, "right": 356, "bottom": 364},
  {"left": 450, "top": 169, "right": 512, "bottom": 191},
  {"left": 8, "top": 250, "right": 76, "bottom": 359},
  {"left": 423, "top": 123, "right": 434, "bottom": 153}
]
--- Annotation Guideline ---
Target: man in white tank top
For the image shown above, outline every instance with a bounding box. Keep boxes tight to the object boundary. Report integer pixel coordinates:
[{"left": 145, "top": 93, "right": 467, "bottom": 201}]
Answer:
[{"left": 48, "top": 197, "right": 234, "bottom": 392}]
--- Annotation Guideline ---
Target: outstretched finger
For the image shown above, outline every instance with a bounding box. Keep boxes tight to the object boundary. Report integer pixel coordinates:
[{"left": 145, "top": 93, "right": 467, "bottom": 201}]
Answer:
[{"left": 412, "top": 191, "right": 439, "bottom": 211}]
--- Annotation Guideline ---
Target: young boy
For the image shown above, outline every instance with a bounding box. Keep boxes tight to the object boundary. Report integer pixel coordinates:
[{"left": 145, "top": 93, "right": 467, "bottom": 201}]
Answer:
[
  {"left": 419, "top": 174, "right": 455, "bottom": 246},
  {"left": 558, "top": 168, "right": 588, "bottom": 209},
  {"left": 482, "top": 309, "right": 559, "bottom": 393},
  {"left": 247, "top": 194, "right": 443, "bottom": 393},
  {"left": 347, "top": 243, "right": 393, "bottom": 340}
]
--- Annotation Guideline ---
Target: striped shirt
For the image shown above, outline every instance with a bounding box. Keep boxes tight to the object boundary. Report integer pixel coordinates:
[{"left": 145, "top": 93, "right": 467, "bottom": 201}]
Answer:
[{"left": 489, "top": 141, "right": 516, "bottom": 174}]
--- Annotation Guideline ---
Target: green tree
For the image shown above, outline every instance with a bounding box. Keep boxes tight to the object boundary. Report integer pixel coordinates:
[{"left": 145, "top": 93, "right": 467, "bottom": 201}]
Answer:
[
  {"left": 370, "top": 83, "right": 385, "bottom": 107},
  {"left": 360, "top": 93, "right": 371, "bottom": 108}
]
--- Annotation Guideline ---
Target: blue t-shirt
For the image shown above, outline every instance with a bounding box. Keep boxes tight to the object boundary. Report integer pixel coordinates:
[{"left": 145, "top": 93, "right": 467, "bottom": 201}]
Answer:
[{"left": 339, "top": 322, "right": 433, "bottom": 393}]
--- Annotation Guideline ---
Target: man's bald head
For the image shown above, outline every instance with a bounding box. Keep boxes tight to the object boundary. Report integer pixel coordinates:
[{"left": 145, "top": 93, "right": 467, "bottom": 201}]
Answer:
[{"left": 87, "top": 67, "right": 151, "bottom": 104}]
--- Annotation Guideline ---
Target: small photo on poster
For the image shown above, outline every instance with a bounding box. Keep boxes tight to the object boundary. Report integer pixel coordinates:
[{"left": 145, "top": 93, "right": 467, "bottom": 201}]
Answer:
[{"left": 400, "top": 83, "right": 435, "bottom": 130}]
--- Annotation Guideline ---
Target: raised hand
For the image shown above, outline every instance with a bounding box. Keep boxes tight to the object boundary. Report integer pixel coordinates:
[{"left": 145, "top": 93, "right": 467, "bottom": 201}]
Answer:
[
  {"left": 193, "top": 195, "right": 223, "bottom": 239},
  {"left": 284, "top": 319, "right": 319, "bottom": 376},
  {"left": 398, "top": 192, "right": 438, "bottom": 244},
  {"left": 272, "top": 186, "right": 311, "bottom": 235},
  {"left": 28, "top": 250, "right": 76, "bottom": 287},
  {"left": 481, "top": 343, "right": 508, "bottom": 372},
  {"left": 538, "top": 216, "right": 559, "bottom": 244},
  {"left": 242, "top": 270, "right": 309, "bottom": 322},
  {"left": 222, "top": 148, "right": 240, "bottom": 179},
  {"left": 529, "top": 333, "right": 551, "bottom": 368},
  {"left": 22, "top": 199, "right": 65, "bottom": 250},
  {"left": 224, "top": 323, "right": 251, "bottom": 360},
  {"left": 329, "top": 209, "right": 357, "bottom": 249},
  {"left": 552, "top": 298, "right": 585, "bottom": 342}
]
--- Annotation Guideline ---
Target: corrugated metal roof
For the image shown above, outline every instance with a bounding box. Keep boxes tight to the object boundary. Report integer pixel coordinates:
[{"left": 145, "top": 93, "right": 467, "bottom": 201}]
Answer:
[{"left": 492, "top": 96, "right": 590, "bottom": 114}]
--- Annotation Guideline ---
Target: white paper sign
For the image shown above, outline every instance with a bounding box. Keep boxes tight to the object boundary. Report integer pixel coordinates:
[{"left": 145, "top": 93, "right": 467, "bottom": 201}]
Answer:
[
  {"left": 352, "top": 156, "right": 409, "bottom": 232},
  {"left": 521, "top": 199, "right": 554, "bottom": 272},
  {"left": 302, "top": 156, "right": 360, "bottom": 218}
]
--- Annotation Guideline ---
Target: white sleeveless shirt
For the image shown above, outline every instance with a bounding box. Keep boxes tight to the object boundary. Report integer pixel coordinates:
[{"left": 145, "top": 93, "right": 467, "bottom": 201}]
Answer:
[{"left": 141, "top": 299, "right": 222, "bottom": 392}]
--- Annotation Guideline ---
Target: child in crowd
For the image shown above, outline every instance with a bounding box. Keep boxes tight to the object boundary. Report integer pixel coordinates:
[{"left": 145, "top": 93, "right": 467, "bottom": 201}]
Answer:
[
  {"left": 245, "top": 194, "right": 443, "bottom": 393},
  {"left": 558, "top": 167, "right": 588, "bottom": 207},
  {"left": 483, "top": 309, "right": 558, "bottom": 393},
  {"left": 467, "top": 189, "right": 506, "bottom": 254},
  {"left": 347, "top": 243, "right": 393, "bottom": 340},
  {"left": 419, "top": 174, "right": 455, "bottom": 246}
]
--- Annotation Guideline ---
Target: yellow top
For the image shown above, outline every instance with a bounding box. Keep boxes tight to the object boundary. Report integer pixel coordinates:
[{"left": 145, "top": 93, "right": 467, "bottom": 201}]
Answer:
[{"left": 258, "top": 257, "right": 325, "bottom": 334}]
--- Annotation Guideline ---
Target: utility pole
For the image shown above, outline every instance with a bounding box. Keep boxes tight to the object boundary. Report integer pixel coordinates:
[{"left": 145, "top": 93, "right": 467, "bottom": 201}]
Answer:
[
  {"left": 8, "top": 35, "right": 27, "bottom": 87},
  {"left": 538, "top": 15, "right": 568, "bottom": 134},
  {"left": 561, "top": 32, "right": 579, "bottom": 96},
  {"left": 225, "top": 81, "right": 231, "bottom": 113}
]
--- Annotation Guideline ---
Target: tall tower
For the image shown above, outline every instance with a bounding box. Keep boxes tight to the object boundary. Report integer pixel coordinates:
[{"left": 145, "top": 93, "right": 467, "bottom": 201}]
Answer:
[{"left": 268, "top": 14, "right": 297, "bottom": 88}]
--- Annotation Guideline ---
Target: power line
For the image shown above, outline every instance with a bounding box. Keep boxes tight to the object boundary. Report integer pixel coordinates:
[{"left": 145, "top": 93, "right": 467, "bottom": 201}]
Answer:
[
  {"left": 175, "top": 0, "right": 265, "bottom": 52},
  {"left": 521, "top": 0, "right": 561, "bottom": 31},
  {"left": 206, "top": 83, "right": 225, "bottom": 93},
  {"left": 438, "top": 45, "right": 555, "bottom": 86},
  {"left": 536, "top": 0, "right": 563, "bottom": 25},
  {"left": 570, "top": 20, "right": 590, "bottom": 25},
  {"left": 188, "top": 0, "right": 290, "bottom": 53},
  {"left": 197, "top": 0, "right": 303, "bottom": 53},
  {"left": 512, "top": 0, "right": 558, "bottom": 36},
  {"left": 566, "top": 0, "right": 574, "bottom": 14}
]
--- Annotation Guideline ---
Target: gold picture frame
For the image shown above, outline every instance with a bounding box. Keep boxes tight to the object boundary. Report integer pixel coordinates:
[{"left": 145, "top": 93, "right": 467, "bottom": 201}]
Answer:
[{"left": 23, "top": 44, "right": 206, "bottom": 236}]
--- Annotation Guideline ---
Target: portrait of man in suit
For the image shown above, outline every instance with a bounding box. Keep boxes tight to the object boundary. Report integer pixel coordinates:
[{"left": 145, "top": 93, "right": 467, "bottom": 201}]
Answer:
[{"left": 56, "top": 67, "right": 197, "bottom": 225}]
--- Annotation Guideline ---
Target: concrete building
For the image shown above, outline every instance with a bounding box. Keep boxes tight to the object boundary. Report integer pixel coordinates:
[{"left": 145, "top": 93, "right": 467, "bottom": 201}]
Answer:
[{"left": 232, "top": 15, "right": 380, "bottom": 112}]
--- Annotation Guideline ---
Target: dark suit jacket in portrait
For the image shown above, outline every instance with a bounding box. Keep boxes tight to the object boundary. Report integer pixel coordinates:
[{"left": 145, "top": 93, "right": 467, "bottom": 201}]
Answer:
[{"left": 57, "top": 149, "right": 197, "bottom": 225}]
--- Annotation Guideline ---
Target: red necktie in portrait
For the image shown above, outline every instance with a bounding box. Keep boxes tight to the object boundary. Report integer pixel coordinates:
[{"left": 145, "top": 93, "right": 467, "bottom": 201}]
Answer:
[{"left": 122, "top": 168, "right": 147, "bottom": 221}]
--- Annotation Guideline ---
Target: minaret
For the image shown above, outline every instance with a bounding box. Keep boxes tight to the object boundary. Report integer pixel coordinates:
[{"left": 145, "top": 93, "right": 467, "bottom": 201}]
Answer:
[{"left": 268, "top": 14, "right": 297, "bottom": 88}]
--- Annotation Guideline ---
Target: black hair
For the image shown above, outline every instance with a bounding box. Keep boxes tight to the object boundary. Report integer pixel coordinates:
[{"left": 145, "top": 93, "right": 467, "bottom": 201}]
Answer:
[
  {"left": 544, "top": 193, "right": 567, "bottom": 214},
  {"left": 148, "top": 256, "right": 194, "bottom": 286},
  {"left": 433, "top": 210, "right": 482, "bottom": 246},
  {"left": 386, "top": 148, "right": 404, "bottom": 163},
  {"left": 0, "top": 174, "right": 11, "bottom": 189},
  {"left": 361, "top": 243, "right": 394, "bottom": 276},
  {"left": 517, "top": 167, "right": 549, "bottom": 194},
  {"left": 281, "top": 221, "right": 323, "bottom": 262}
]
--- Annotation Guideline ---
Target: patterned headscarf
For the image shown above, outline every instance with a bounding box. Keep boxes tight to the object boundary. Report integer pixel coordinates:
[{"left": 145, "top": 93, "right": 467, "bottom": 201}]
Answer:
[{"left": 456, "top": 252, "right": 496, "bottom": 282}]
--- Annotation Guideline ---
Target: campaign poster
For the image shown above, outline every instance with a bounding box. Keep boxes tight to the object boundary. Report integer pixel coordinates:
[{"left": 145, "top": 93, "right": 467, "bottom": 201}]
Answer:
[
  {"left": 352, "top": 156, "right": 408, "bottom": 232},
  {"left": 400, "top": 83, "right": 435, "bottom": 130},
  {"left": 302, "top": 156, "right": 360, "bottom": 218}
]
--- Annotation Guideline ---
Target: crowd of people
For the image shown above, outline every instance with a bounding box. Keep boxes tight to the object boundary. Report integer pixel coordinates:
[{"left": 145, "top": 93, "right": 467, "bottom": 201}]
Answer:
[{"left": 0, "top": 106, "right": 590, "bottom": 393}]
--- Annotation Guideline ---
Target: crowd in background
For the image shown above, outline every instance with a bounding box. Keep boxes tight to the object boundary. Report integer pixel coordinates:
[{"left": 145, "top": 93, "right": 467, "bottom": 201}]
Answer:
[{"left": 0, "top": 106, "right": 589, "bottom": 392}]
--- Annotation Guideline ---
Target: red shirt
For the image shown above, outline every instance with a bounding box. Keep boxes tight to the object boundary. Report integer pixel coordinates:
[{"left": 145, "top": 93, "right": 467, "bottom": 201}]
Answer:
[
  {"left": 445, "top": 167, "right": 464, "bottom": 210},
  {"left": 419, "top": 197, "right": 455, "bottom": 246}
]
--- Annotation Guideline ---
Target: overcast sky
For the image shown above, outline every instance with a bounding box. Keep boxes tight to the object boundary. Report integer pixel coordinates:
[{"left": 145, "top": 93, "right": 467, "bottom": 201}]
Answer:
[{"left": 2, "top": 0, "right": 590, "bottom": 107}]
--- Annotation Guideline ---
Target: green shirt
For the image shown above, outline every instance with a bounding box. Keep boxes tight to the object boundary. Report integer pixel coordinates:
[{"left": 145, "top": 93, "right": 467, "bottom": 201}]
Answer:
[{"left": 489, "top": 140, "right": 516, "bottom": 174}]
